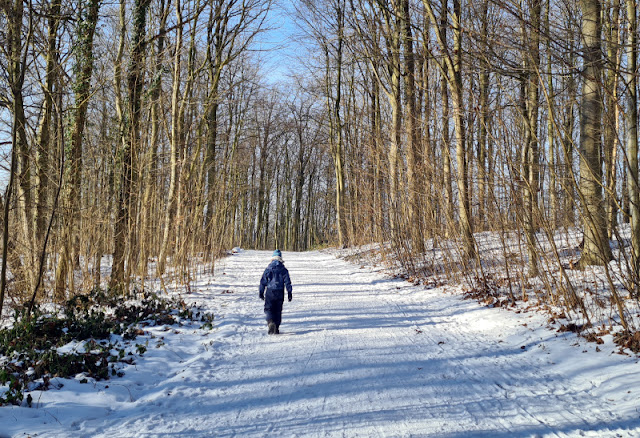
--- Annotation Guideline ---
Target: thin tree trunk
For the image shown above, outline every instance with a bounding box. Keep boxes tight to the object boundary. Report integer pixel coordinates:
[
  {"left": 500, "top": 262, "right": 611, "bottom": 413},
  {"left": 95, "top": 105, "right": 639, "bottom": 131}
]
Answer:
[
  {"left": 138, "top": 0, "right": 169, "bottom": 278},
  {"left": 35, "top": 0, "right": 61, "bottom": 251},
  {"left": 451, "top": 0, "right": 475, "bottom": 259},
  {"left": 375, "top": 1, "right": 402, "bottom": 242},
  {"left": 546, "top": 0, "right": 558, "bottom": 227},
  {"left": 625, "top": 0, "right": 640, "bottom": 280},
  {"left": 372, "top": 65, "right": 384, "bottom": 243},
  {"left": 0, "top": 101, "right": 20, "bottom": 321},
  {"left": 477, "top": 0, "right": 489, "bottom": 231},
  {"left": 5, "top": 0, "right": 35, "bottom": 293},
  {"left": 325, "top": 0, "right": 347, "bottom": 248},
  {"left": 562, "top": 61, "right": 577, "bottom": 227},
  {"left": 522, "top": 0, "right": 541, "bottom": 277},
  {"left": 432, "top": 0, "right": 454, "bottom": 239},
  {"left": 401, "top": 0, "right": 424, "bottom": 253},
  {"left": 604, "top": 0, "right": 621, "bottom": 239},
  {"left": 157, "top": 0, "right": 185, "bottom": 276},
  {"left": 420, "top": 11, "right": 434, "bottom": 241},
  {"left": 204, "top": 2, "right": 225, "bottom": 242}
]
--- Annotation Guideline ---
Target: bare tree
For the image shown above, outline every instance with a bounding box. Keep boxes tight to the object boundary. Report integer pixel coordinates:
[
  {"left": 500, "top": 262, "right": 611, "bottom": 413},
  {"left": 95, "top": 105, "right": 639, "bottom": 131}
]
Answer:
[
  {"left": 625, "top": 0, "right": 639, "bottom": 280},
  {"left": 296, "top": 0, "right": 349, "bottom": 247},
  {"left": 111, "top": 0, "right": 151, "bottom": 289},
  {"left": 35, "top": 0, "right": 62, "bottom": 253},
  {"left": 55, "top": 0, "right": 101, "bottom": 298},
  {"left": 577, "top": 0, "right": 614, "bottom": 267},
  {"left": 137, "top": 0, "right": 170, "bottom": 278},
  {"left": 400, "top": 0, "right": 424, "bottom": 253},
  {"left": 603, "top": 0, "right": 621, "bottom": 239},
  {"left": 157, "top": 0, "right": 201, "bottom": 276},
  {"left": 204, "top": 0, "right": 272, "bottom": 252},
  {"left": 0, "top": 0, "right": 34, "bottom": 317},
  {"left": 2, "top": 0, "right": 35, "bottom": 297},
  {"left": 521, "top": 0, "right": 542, "bottom": 277},
  {"left": 422, "top": 0, "right": 475, "bottom": 260}
]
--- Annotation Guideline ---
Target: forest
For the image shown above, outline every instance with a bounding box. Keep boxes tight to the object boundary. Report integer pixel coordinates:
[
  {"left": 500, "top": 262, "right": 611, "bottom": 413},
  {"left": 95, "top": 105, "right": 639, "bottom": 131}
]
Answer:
[{"left": 0, "top": 0, "right": 639, "bottom": 337}]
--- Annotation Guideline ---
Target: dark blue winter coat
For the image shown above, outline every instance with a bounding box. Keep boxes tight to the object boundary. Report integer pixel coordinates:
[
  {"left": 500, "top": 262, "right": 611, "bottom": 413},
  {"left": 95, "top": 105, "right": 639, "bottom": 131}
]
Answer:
[
  {"left": 259, "top": 259, "right": 292, "bottom": 325},
  {"left": 259, "top": 259, "right": 292, "bottom": 301}
]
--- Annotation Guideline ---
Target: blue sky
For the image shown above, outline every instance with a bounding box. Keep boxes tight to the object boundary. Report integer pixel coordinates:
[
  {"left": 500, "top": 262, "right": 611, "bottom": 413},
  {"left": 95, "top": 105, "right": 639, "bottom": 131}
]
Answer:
[{"left": 259, "top": 1, "right": 303, "bottom": 85}]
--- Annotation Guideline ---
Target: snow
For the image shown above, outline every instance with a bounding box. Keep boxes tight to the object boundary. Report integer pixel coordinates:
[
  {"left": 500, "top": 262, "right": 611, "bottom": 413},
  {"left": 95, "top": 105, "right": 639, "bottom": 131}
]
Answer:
[{"left": 2, "top": 249, "right": 640, "bottom": 437}]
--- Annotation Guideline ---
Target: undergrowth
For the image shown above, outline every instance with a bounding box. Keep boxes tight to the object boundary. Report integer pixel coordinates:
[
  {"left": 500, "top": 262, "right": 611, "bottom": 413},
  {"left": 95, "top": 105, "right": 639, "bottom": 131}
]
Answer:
[{"left": 0, "top": 289, "right": 214, "bottom": 406}]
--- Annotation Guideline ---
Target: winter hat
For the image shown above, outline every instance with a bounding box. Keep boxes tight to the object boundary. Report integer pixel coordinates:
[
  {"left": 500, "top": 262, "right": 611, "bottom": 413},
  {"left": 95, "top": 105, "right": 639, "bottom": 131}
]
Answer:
[{"left": 272, "top": 249, "right": 282, "bottom": 257}]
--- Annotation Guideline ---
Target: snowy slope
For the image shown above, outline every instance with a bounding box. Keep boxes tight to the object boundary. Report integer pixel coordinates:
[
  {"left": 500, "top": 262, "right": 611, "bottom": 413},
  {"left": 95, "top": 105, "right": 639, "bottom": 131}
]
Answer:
[{"left": 1, "top": 250, "right": 639, "bottom": 437}]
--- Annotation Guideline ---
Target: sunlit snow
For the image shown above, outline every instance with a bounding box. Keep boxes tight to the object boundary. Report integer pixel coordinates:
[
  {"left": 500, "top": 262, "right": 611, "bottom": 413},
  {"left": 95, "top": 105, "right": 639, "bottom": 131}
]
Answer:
[{"left": 1, "top": 250, "right": 639, "bottom": 437}]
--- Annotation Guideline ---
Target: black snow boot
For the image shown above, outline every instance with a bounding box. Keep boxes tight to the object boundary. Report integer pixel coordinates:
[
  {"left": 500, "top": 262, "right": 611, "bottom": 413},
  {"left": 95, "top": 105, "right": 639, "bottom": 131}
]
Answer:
[
  {"left": 267, "top": 320, "right": 276, "bottom": 335},
  {"left": 275, "top": 325, "right": 280, "bottom": 334}
]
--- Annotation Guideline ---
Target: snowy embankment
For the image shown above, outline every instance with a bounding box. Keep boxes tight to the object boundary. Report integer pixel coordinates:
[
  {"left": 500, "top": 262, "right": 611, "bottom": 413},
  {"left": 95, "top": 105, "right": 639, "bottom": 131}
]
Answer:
[{"left": 1, "top": 250, "right": 639, "bottom": 437}]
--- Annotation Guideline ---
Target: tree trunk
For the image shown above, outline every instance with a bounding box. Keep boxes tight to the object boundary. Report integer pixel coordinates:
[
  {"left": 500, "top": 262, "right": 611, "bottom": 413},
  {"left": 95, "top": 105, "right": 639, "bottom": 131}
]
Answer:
[
  {"left": 625, "top": 0, "right": 640, "bottom": 279},
  {"left": 546, "top": 0, "right": 558, "bottom": 227},
  {"left": 138, "top": 0, "right": 169, "bottom": 278},
  {"left": 5, "top": 0, "right": 35, "bottom": 294},
  {"left": 54, "top": 0, "right": 100, "bottom": 298},
  {"left": 578, "top": 0, "right": 613, "bottom": 267},
  {"left": 401, "top": 0, "right": 424, "bottom": 253},
  {"left": 325, "top": 0, "right": 347, "bottom": 248},
  {"left": 204, "top": 2, "right": 224, "bottom": 242},
  {"left": 476, "top": 0, "right": 489, "bottom": 231},
  {"left": 111, "top": 0, "right": 151, "bottom": 289},
  {"left": 35, "top": 0, "right": 61, "bottom": 252},
  {"left": 432, "top": 0, "right": 455, "bottom": 239},
  {"left": 522, "top": 0, "right": 541, "bottom": 277},
  {"left": 0, "top": 131, "right": 25, "bottom": 319},
  {"left": 371, "top": 62, "right": 385, "bottom": 243},
  {"left": 419, "top": 11, "right": 434, "bottom": 241},
  {"left": 157, "top": 0, "right": 185, "bottom": 276},
  {"left": 451, "top": 0, "right": 475, "bottom": 260},
  {"left": 604, "top": 0, "right": 621, "bottom": 239},
  {"left": 562, "top": 58, "right": 577, "bottom": 227}
]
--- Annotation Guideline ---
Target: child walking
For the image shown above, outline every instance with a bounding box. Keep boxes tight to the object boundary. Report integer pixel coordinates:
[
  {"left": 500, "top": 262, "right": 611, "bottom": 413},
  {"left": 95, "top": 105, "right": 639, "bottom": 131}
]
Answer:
[{"left": 259, "top": 250, "right": 293, "bottom": 334}]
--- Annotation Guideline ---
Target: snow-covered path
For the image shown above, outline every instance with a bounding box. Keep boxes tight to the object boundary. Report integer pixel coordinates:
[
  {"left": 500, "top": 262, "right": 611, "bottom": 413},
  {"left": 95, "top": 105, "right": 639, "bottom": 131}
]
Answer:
[{"left": 3, "top": 250, "right": 639, "bottom": 437}]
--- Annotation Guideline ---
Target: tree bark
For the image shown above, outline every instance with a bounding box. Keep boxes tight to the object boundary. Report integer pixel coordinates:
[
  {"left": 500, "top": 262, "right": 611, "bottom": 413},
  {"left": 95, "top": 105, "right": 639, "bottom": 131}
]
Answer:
[
  {"left": 545, "top": 0, "right": 558, "bottom": 227},
  {"left": 111, "top": 0, "right": 151, "bottom": 289},
  {"left": 35, "top": 0, "right": 61, "bottom": 252},
  {"left": 401, "top": 0, "right": 424, "bottom": 253},
  {"left": 435, "top": 0, "right": 475, "bottom": 260},
  {"left": 4, "top": 0, "right": 35, "bottom": 293},
  {"left": 325, "top": 0, "right": 347, "bottom": 248},
  {"left": 578, "top": 0, "right": 614, "bottom": 267},
  {"left": 54, "top": 0, "right": 100, "bottom": 298},
  {"left": 521, "top": 0, "right": 542, "bottom": 277},
  {"left": 476, "top": 0, "right": 490, "bottom": 232},
  {"left": 603, "top": 0, "right": 621, "bottom": 239},
  {"left": 625, "top": 0, "right": 640, "bottom": 279},
  {"left": 157, "top": 0, "right": 185, "bottom": 276}
]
